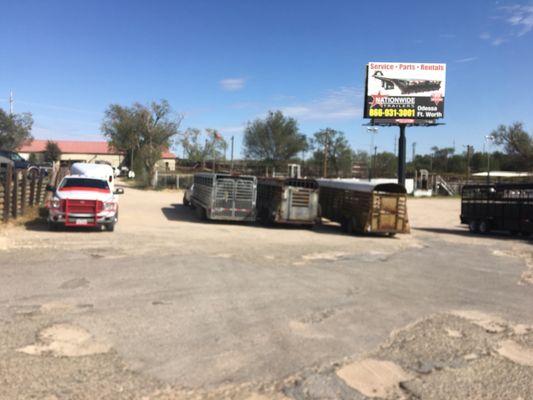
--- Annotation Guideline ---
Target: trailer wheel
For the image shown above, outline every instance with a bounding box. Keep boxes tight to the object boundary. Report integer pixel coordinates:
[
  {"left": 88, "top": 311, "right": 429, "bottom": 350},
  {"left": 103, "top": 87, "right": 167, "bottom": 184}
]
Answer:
[
  {"left": 478, "top": 220, "right": 490, "bottom": 234},
  {"left": 468, "top": 220, "right": 479, "bottom": 233},
  {"left": 345, "top": 217, "right": 357, "bottom": 235},
  {"left": 196, "top": 206, "right": 207, "bottom": 221}
]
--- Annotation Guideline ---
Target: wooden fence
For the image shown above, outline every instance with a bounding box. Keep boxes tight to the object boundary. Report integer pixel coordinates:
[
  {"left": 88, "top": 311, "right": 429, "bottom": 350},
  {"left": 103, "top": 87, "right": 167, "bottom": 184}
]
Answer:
[{"left": 1, "top": 163, "right": 50, "bottom": 223}]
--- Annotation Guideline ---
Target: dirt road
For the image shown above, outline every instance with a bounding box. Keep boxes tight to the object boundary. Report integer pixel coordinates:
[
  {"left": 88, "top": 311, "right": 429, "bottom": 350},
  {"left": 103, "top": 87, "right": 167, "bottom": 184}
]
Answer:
[{"left": 0, "top": 189, "right": 532, "bottom": 399}]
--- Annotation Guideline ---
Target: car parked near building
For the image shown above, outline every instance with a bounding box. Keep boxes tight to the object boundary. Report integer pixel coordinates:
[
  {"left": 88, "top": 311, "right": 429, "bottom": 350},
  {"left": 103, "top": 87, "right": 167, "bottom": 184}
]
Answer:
[{"left": 0, "top": 150, "right": 33, "bottom": 169}]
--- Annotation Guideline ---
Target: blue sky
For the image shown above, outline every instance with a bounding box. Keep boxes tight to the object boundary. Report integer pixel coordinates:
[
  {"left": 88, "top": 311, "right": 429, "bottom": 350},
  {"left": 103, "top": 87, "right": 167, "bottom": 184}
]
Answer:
[{"left": 1, "top": 0, "right": 532, "bottom": 158}]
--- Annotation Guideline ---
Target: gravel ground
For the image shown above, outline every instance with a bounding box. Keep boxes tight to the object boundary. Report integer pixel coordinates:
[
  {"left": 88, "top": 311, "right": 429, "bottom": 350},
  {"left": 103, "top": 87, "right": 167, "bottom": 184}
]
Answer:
[{"left": 0, "top": 189, "right": 532, "bottom": 399}]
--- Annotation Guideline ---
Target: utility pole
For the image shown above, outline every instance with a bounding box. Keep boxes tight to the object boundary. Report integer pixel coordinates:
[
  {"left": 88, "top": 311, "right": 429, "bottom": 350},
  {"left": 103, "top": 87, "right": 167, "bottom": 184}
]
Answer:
[
  {"left": 485, "top": 135, "right": 493, "bottom": 184},
  {"left": 9, "top": 90, "right": 14, "bottom": 115},
  {"left": 412, "top": 142, "right": 416, "bottom": 163},
  {"left": 230, "top": 136, "right": 234, "bottom": 174},
  {"left": 373, "top": 146, "right": 378, "bottom": 178},
  {"left": 367, "top": 127, "right": 378, "bottom": 181},
  {"left": 466, "top": 145, "right": 473, "bottom": 182},
  {"left": 322, "top": 130, "right": 329, "bottom": 178},
  {"left": 394, "top": 134, "right": 397, "bottom": 154}
]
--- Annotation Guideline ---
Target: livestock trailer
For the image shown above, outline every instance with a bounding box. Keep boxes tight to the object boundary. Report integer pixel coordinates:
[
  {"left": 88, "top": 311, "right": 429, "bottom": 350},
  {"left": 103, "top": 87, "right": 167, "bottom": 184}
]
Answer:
[
  {"left": 191, "top": 173, "right": 257, "bottom": 221},
  {"left": 461, "top": 183, "right": 533, "bottom": 235},
  {"left": 318, "top": 180, "right": 409, "bottom": 235},
  {"left": 256, "top": 178, "right": 320, "bottom": 226}
]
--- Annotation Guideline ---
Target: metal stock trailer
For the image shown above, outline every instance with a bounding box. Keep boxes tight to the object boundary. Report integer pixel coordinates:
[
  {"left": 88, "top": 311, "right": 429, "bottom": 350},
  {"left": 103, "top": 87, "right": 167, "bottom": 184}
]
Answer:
[
  {"left": 256, "top": 178, "right": 320, "bottom": 225},
  {"left": 317, "top": 180, "right": 410, "bottom": 235},
  {"left": 461, "top": 183, "right": 533, "bottom": 235},
  {"left": 192, "top": 173, "right": 257, "bottom": 221}
]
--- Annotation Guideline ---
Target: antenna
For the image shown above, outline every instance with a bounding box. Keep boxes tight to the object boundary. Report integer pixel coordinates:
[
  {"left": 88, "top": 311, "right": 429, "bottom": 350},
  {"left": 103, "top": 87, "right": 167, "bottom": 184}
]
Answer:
[{"left": 9, "top": 90, "right": 14, "bottom": 115}]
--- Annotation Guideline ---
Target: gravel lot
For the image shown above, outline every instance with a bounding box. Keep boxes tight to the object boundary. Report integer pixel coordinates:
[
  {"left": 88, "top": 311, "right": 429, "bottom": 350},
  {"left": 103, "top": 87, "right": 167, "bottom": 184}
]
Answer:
[{"left": 0, "top": 188, "right": 532, "bottom": 399}]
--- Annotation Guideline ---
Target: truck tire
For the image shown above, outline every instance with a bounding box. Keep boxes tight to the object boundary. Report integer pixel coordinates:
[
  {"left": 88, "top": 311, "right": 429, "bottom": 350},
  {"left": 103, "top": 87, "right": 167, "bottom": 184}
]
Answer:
[
  {"left": 183, "top": 196, "right": 189, "bottom": 207},
  {"left": 105, "top": 221, "right": 115, "bottom": 232},
  {"left": 468, "top": 220, "right": 479, "bottom": 233},
  {"left": 48, "top": 220, "right": 59, "bottom": 231}
]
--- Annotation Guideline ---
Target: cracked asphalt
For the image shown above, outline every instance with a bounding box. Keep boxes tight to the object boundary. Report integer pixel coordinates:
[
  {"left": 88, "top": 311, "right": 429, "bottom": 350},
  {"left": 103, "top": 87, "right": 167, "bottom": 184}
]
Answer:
[{"left": 0, "top": 189, "right": 532, "bottom": 399}]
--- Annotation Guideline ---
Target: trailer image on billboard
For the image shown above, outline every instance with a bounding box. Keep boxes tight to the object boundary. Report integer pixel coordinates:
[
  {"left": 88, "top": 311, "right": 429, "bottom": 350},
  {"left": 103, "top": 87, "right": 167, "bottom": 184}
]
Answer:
[{"left": 364, "top": 62, "right": 446, "bottom": 120}]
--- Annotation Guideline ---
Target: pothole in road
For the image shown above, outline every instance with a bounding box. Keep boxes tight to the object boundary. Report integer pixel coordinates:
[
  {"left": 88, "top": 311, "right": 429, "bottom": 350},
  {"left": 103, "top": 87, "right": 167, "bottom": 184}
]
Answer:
[{"left": 17, "top": 323, "right": 111, "bottom": 357}]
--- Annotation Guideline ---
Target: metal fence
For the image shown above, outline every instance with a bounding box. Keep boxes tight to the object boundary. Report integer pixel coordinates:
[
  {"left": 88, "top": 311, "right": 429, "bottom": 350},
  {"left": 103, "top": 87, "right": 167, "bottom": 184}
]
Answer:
[
  {"left": 0, "top": 163, "right": 50, "bottom": 223},
  {"left": 155, "top": 172, "right": 194, "bottom": 189}
]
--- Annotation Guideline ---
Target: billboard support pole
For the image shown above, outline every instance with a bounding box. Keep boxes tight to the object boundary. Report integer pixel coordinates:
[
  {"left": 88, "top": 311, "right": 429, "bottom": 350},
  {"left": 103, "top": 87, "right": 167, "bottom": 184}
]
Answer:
[{"left": 398, "top": 124, "right": 406, "bottom": 186}]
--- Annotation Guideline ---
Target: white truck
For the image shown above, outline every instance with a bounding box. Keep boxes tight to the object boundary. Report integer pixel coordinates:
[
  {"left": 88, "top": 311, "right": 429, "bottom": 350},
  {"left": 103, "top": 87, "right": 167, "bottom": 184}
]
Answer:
[{"left": 46, "top": 163, "right": 124, "bottom": 231}]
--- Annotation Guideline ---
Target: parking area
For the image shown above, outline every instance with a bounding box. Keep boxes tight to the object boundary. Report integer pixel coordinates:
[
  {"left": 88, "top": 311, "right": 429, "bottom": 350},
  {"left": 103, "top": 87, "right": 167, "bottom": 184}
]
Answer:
[{"left": 1, "top": 189, "right": 532, "bottom": 399}]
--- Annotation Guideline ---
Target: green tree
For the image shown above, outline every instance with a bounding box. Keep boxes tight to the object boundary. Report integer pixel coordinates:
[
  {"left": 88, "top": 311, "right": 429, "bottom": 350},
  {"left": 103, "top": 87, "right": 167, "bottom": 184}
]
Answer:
[
  {"left": 44, "top": 140, "right": 62, "bottom": 162},
  {"left": 102, "top": 100, "right": 182, "bottom": 186},
  {"left": 491, "top": 122, "right": 533, "bottom": 170},
  {"left": 243, "top": 111, "right": 308, "bottom": 167},
  {"left": 373, "top": 152, "right": 397, "bottom": 178},
  {"left": 310, "top": 128, "right": 354, "bottom": 177},
  {"left": 0, "top": 108, "right": 33, "bottom": 151}
]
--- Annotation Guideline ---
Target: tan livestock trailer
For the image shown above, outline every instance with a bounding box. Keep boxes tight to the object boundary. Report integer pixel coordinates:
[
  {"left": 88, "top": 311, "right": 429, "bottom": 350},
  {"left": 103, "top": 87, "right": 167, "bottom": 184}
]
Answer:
[
  {"left": 257, "top": 178, "right": 320, "bottom": 226},
  {"left": 318, "top": 180, "right": 410, "bottom": 236}
]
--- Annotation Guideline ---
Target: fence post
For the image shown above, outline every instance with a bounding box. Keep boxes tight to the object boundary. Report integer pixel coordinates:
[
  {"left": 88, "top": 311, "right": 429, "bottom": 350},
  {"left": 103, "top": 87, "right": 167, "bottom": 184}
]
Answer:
[
  {"left": 20, "top": 169, "right": 27, "bottom": 216},
  {"left": 3, "top": 164, "right": 12, "bottom": 222},
  {"left": 36, "top": 173, "right": 44, "bottom": 205},
  {"left": 29, "top": 170, "right": 36, "bottom": 206},
  {"left": 11, "top": 169, "right": 18, "bottom": 218}
]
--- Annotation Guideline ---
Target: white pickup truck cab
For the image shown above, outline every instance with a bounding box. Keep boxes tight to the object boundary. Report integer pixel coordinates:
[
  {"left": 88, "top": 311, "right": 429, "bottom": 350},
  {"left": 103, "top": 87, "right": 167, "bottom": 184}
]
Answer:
[{"left": 47, "top": 163, "right": 124, "bottom": 231}]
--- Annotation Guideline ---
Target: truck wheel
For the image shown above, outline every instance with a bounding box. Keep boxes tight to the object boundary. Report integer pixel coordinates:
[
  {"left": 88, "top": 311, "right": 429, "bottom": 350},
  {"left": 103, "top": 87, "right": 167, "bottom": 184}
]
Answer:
[
  {"left": 48, "top": 221, "right": 59, "bottom": 231},
  {"left": 105, "top": 221, "right": 115, "bottom": 232},
  {"left": 183, "top": 196, "right": 189, "bottom": 207},
  {"left": 468, "top": 220, "right": 479, "bottom": 233},
  {"left": 479, "top": 220, "right": 490, "bottom": 234}
]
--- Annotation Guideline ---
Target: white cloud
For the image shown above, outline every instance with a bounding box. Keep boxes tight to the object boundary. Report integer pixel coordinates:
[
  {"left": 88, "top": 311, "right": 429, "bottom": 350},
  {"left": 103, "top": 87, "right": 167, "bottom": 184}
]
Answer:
[
  {"left": 504, "top": 4, "right": 533, "bottom": 36},
  {"left": 219, "top": 78, "right": 246, "bottom": 91},
  {"left": 455, "top": 57, "right": 478, "bottom": 63},
  {"left": 279, "top": 86, "right": 363, "bottom": 121}
]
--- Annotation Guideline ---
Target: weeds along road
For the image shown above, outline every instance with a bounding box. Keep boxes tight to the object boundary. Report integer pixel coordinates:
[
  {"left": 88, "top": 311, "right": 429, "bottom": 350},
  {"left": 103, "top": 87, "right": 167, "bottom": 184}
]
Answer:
[{"left": 0, "top": 188, "right": 532, "bottom": 399}]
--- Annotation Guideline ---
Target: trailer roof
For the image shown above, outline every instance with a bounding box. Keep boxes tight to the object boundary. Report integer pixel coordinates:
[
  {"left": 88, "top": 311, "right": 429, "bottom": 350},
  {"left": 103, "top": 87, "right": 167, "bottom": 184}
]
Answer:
[
  {"left": 194, "top": 172, "right": 256, "bottom": 180},
  {"left": 317, "top": 179, "right": 406, "bottom": 193}
]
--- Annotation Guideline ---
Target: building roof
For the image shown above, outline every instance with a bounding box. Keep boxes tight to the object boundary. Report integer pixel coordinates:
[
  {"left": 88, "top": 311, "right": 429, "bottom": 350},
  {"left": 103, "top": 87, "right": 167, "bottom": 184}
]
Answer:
[
  {"left": 472, "top": 171, "right": 533, "bottom": 177},
  {"left": 19, "top": 139, "right": 176, "bottom": 158}
]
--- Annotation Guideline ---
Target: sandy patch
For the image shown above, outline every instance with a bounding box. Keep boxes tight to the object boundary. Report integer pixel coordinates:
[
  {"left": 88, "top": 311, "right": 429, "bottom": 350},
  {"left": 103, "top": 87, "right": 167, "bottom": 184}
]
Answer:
[
  {"left": 0, "top": 234, "right": 8, "bottom": 251},
  {"left": 445, "top": 328, "right": 463, "bottom": 338},
  {"left": 288, "top": 320, "right": 332, "bottom": 339},
  {"left": 450, "top": 310, "right": 507, "bottom": 333},
  {"left": 40, "top": 302, "right": 76, "bottom": 313},
  {"left": 301, "top": 251, "right": 348, "bottom": 262},
  {"left": 17, "top": 323, "right": 110, "bottom": 357},
  {"left": 497, "top": 340, "right": 533, "bottom": 367},
  {"left": 336, "top": 358, "right": 413, "bottom": 398}
]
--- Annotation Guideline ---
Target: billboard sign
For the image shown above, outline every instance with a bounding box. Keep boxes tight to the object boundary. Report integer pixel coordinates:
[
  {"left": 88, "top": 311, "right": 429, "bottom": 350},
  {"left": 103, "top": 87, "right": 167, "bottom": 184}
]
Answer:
[{"left": 364, "top": 62, "right": 446, "bottom": 121}]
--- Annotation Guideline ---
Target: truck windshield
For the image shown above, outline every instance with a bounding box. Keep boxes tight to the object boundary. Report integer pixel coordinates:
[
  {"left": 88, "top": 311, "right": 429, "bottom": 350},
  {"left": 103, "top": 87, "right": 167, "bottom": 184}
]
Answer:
[{"left": 60, "top": 178, "right": 110, "bottom": 191}]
